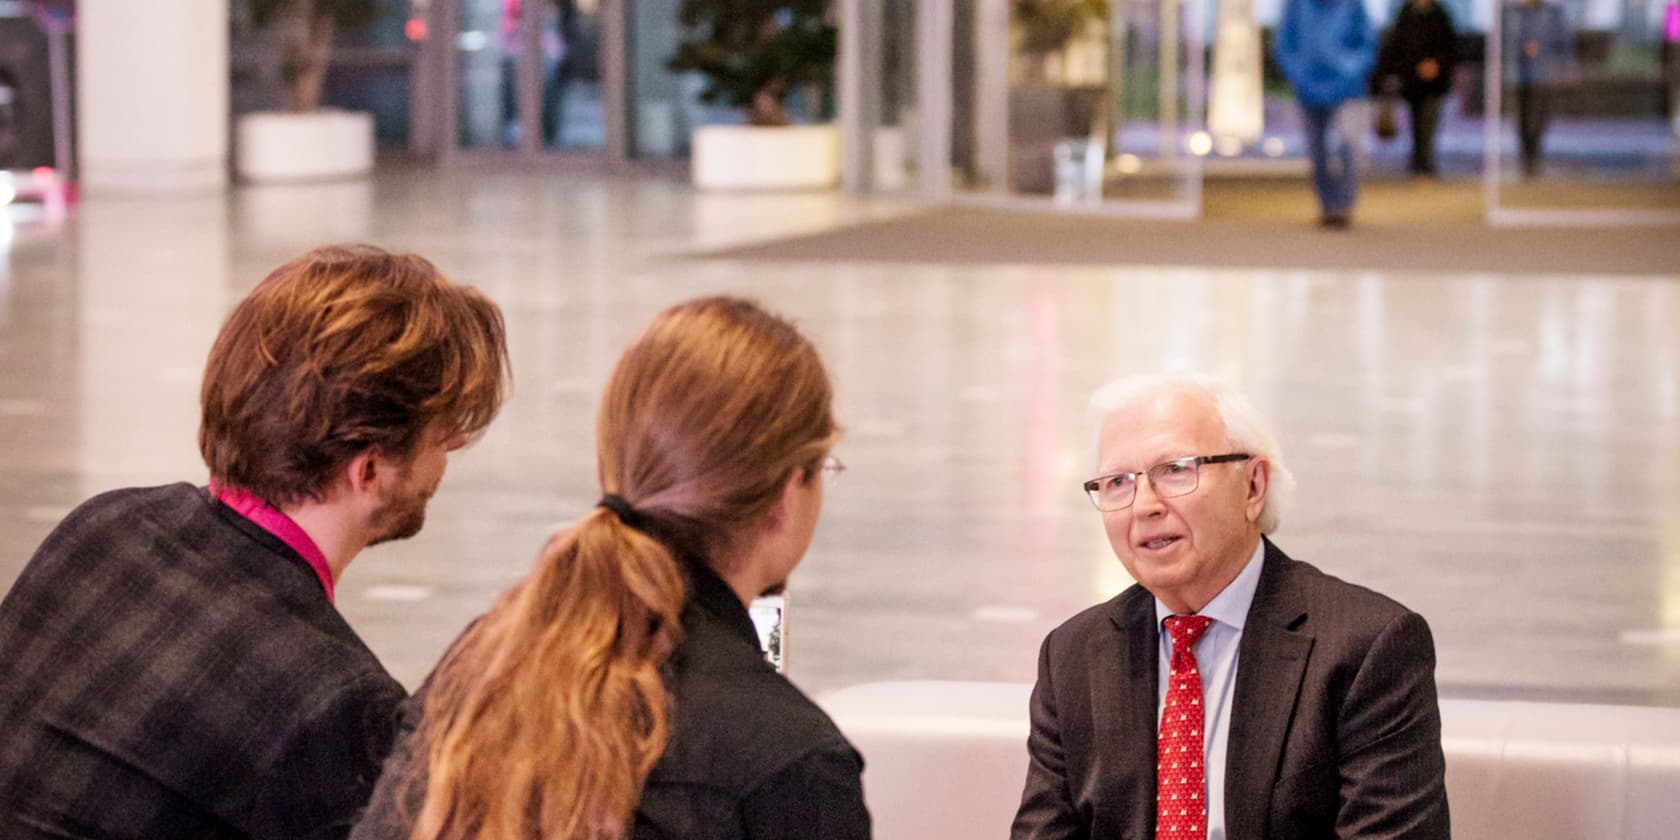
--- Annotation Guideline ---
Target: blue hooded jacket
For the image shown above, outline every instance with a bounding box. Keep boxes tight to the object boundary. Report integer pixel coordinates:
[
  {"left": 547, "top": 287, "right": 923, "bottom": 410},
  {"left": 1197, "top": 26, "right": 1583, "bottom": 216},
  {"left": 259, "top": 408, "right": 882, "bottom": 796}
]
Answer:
[{"left": 1273, "top": 0, "right": 1378, "bottom": 108}]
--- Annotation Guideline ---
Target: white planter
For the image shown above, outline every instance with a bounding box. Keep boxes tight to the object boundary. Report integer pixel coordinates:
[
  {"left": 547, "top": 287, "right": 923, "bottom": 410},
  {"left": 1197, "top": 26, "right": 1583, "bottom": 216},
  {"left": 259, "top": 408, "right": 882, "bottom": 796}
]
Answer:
[
  {"left": 873, "top": 126, "right": 908, "bottom": 191},
  {"left": 236, "top": 110, "right": 375, "bottom": 183},
  {"left": 691, "top": 124, "right": 839, "bottom": 191}
]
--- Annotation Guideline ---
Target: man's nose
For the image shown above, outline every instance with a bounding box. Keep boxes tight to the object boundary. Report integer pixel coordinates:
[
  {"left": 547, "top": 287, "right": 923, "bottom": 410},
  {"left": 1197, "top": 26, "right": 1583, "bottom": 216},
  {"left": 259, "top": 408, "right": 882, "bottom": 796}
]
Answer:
[{"left": 1132, "top": 474, "right": 1168, "bottom": 516}]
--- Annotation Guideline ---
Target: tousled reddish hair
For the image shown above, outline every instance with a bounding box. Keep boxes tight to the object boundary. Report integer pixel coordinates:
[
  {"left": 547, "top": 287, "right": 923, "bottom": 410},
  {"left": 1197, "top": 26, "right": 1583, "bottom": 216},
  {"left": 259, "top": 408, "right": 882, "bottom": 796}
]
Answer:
[{"left": 199, "top": 244, "right": 510, "bottom": 505}]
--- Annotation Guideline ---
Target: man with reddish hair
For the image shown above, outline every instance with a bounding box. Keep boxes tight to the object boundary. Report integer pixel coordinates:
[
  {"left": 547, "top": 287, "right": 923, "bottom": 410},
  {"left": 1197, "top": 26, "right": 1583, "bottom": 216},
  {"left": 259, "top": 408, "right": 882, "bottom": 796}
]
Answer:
[{"left": 0, "top": 245, "right": 511, "bottom": 840}]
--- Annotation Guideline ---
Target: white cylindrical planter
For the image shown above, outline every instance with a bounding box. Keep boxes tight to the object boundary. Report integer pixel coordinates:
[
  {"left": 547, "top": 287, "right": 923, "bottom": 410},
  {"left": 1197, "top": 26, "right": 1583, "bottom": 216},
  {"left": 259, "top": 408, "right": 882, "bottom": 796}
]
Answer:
[
  {"left": 691, "top": 124, "right": 840, "bottom": 190},
  {"left": 236, "top": 110, "right": 375, "bottom": 183}
]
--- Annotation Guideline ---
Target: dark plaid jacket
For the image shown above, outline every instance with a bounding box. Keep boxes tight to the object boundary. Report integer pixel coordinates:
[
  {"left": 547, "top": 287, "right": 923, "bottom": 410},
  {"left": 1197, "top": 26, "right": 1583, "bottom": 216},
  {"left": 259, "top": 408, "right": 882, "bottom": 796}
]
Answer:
[{"left": 0, "top": 483, "right": 406, "bottom": 840}]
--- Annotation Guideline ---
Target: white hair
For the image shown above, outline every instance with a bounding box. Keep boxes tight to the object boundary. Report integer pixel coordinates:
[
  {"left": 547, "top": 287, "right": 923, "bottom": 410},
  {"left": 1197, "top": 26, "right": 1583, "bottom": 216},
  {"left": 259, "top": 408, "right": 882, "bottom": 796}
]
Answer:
[{"left": 1087, "top": 374, "right": 1296, "bottom": 535}]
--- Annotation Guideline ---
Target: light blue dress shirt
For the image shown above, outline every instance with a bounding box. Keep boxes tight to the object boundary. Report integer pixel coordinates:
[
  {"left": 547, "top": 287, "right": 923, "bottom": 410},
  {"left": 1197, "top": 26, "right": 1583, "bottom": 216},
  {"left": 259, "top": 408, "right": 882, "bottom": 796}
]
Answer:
[{"left": 1154, "top": 539, "right": 1266, "bottom": 840}]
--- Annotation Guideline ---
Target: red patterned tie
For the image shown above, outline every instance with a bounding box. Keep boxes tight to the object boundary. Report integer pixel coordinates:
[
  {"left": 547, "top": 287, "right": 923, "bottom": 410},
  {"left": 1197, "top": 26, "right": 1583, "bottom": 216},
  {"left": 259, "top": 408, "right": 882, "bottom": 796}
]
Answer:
[{"left": 1157, "top": 614, "right": 1214, "bottom": 840}]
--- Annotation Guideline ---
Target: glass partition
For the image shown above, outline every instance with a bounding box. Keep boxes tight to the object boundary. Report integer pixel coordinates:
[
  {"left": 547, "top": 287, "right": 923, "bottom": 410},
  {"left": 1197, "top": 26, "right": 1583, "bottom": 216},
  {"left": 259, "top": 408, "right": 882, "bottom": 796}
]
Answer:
[
  {"left": 843, "top": 0, "right": 1667, "bottom": 221},
  {"left": 874, "top": 0, "right": 920, "bottom": 191},
  {"left": 1488, "top": 0, "right": 1680, "bottom": 222},
  {"left": 1211, "top": 0, "right": 1492, "bottom": 179},
  {"left": 1102, "top": 0, "right": 1208, "bottom": 208},
  {"left": 949, "top": 0, "right": 1205, "bottom": 216}
]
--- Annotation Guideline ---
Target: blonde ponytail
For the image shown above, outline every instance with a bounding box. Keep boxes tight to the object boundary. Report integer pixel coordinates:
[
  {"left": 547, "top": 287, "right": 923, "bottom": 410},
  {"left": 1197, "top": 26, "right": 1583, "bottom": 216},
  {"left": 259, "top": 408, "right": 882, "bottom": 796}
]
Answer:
[{"left": 406, "top": 511, "right": 685, "bottom": 839}]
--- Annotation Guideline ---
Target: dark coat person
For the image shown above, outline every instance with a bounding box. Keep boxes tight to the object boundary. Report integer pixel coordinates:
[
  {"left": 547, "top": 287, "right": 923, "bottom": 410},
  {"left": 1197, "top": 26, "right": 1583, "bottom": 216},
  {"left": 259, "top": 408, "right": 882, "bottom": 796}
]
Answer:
[
  {"left": 1505, "top": 0, "right": 1573, "bottom": 176},
  {"left": 1376, "top": 0, "right": 1458, "bottom": 174}
]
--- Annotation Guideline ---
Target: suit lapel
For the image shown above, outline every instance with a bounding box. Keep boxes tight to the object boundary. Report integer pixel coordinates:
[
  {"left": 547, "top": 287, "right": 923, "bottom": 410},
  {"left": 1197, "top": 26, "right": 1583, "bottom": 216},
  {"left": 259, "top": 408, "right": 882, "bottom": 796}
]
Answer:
[
  {"left": 1224, "top": 540, "right": 1314, "bottom": 840},
  {"left": 1095, "top": 586, "right": 1160, "bottom": 839}
]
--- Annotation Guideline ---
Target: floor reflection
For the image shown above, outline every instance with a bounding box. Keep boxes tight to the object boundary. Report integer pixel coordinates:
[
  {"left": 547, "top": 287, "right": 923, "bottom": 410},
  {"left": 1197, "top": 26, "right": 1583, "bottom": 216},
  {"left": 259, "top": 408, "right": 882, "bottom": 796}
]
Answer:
[{"left": 0, "top": 168, "right": 1676, "bottom": 705}]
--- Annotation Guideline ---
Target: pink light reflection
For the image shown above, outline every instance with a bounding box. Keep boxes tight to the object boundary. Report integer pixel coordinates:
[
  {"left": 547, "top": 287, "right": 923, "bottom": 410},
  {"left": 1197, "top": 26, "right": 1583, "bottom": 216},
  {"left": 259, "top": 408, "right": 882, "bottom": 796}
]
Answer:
[{"left": 1024, "top": 279, "right": 1062, "bottom": 524}]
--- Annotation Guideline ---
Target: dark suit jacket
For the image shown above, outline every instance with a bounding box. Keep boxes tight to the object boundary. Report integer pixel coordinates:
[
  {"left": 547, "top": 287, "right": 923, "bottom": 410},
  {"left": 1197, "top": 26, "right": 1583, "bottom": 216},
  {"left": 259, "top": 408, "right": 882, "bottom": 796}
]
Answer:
[
  {"left": 1013, "top": 539, "right": 1449, "bottom": 840},
  {"left": 0, "top": 483, "right": 406, "bottom": 840}
]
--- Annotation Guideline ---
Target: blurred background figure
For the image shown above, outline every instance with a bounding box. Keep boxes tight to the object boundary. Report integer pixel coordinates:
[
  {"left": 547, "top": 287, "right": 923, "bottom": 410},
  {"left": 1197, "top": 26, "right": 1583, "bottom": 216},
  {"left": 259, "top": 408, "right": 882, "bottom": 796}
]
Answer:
[
  {"left": 1376, "top": 0, "right": 1457, "bottom": 176},
  {"left": 541, "top": 0, "right": 579, "bottom": 146},
  {"left": 1505, "top": 0, "right": 1572, "bottom": 177},
  {"left": 1273, "top": 0, "right": 1378, "bottom": 228}
]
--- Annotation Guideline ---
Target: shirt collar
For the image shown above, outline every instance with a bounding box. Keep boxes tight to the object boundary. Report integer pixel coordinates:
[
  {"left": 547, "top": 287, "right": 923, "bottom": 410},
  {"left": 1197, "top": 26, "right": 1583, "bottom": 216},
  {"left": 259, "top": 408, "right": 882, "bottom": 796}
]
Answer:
[
  {"left": 209, "top": 481, "right": 336, "bottom": 603},
  {"left": 1154, "top": 538, "right": 1266, "bottom": 630}
]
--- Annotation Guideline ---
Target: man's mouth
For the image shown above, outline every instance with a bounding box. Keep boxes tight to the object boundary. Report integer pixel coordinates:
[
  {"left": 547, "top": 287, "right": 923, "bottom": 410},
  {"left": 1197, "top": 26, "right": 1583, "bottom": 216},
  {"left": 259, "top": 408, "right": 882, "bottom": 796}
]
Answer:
[{"left": 1139, "top": 535, "right": 1182, "bottom": 551}]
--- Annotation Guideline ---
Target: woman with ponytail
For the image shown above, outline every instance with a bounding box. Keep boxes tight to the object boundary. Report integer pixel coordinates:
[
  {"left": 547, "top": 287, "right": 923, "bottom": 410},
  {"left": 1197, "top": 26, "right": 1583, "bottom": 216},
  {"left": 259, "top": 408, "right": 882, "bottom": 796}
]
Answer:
[{"left": 352, "top": 297, "right": 869, "bottom": 840}]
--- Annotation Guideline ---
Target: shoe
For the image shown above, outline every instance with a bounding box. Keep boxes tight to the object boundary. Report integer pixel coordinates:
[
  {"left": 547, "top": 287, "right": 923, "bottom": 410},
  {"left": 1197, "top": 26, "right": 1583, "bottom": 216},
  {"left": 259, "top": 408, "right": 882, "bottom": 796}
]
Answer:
[{"left": 1318, "top": 213, "right": 1351, "bottom": 230}]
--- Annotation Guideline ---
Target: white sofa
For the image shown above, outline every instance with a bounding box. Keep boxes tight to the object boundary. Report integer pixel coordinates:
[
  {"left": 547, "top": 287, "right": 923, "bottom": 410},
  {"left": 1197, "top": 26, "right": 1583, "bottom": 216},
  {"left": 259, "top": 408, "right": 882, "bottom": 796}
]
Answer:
[{"left": 818, "top": 681, "right": 1680, "bottom": 840}]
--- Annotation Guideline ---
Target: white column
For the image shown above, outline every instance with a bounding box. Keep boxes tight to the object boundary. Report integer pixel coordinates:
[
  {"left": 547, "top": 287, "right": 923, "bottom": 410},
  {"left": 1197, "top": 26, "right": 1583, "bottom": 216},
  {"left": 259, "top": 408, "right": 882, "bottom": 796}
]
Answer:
[
  {"left": 916, "top": 0, "right": 952, "bottom": 201},
  {"left": 838, "top": 0, "right": 875, "bottom": 194},
  {"left": 974, "top": 0, "right": 1008, "bottom": 196},
  {"left": 77, "top": 0, "right": 228, "bottom": 193}
]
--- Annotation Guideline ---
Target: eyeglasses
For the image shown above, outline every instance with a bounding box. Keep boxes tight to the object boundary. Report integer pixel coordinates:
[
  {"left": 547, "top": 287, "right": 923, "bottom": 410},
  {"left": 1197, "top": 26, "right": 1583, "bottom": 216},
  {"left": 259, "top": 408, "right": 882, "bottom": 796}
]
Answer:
[
  {"left": 1081, "top": 453, "right": 1251, "bottom": 512},
  {"left": 820, "top": 454, "right": 846, "bottom": 482}
]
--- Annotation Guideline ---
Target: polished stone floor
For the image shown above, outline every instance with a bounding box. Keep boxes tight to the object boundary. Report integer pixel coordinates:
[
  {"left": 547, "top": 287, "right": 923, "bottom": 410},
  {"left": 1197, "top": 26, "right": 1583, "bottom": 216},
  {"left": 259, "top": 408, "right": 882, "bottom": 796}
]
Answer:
[{"left": 1, "top": 167, "right": 1677, "bottom": 706}]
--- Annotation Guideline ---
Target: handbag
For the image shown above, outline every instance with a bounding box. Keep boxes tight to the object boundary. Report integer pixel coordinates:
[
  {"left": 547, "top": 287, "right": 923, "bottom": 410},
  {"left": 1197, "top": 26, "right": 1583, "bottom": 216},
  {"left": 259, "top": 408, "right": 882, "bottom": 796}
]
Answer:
[{"left": 1374, "top": 97, "right": 1399, "bottom": 141}]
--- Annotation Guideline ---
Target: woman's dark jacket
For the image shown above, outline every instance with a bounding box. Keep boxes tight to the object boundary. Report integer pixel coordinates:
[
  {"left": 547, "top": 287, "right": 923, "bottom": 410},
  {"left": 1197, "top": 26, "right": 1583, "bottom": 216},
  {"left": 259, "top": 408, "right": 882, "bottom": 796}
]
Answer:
[{"left": 351, "top": 558, "right": 871, "bottom": 839}]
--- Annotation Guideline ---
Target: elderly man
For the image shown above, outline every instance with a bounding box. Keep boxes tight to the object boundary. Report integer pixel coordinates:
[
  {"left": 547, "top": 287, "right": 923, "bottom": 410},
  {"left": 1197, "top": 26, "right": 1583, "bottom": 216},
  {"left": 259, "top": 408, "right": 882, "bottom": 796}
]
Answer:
[
  {"left": 0, "top": 246, "right": 510, "bottom": 839},
  {"left": 1013, "top": 376, "right": 1449, "bottom": 840}
]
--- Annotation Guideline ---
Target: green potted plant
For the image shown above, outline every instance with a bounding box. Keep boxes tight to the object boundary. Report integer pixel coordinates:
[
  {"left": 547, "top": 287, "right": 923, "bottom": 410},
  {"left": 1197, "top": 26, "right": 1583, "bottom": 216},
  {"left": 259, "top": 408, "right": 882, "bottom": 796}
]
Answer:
[
  {"left": 666, "top": 0, "right": 841, "bottom": 189},
  {"left": 1013, "top": 0, "right": 1108, "bottom": 84},
  {"left": 236, "top": 0, "right": 389, "bottom": 182}
]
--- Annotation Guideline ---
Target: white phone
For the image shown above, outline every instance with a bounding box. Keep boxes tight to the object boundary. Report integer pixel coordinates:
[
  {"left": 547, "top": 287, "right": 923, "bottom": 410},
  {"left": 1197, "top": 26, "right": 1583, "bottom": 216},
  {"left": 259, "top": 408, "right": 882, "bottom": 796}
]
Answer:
[{"left": 748, "top": 594, "right": 785, "bottom": 673}]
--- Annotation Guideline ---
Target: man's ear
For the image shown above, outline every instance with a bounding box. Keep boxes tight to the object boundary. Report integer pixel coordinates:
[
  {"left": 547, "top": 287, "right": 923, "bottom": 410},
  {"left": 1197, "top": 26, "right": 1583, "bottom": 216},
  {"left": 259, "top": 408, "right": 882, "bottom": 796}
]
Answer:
[
  {"left": 1246, "top": 459, "right": 1271, "bottom": 523},
  {"left": 343, "top": 450, "right": 383, "bottom": 498}
]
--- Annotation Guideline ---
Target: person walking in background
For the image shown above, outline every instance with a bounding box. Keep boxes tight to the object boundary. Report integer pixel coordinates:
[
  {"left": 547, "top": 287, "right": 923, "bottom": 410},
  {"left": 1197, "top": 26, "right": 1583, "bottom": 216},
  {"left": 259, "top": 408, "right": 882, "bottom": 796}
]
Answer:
[
  {"left": 0, "top": 246, "right": 511, "bottom": 840},
  {"left": 352, "top": 297, "right": 870, "bottom": 840},
  {"left": 1273, "top": 0, "right": 1379, "bottom": 228},
  {"left": 1376, "top": 0, "right": 1457, "bottom": 175},
  {"left": 1506, "top": 0, "right": 1572, "bottom": 176}
]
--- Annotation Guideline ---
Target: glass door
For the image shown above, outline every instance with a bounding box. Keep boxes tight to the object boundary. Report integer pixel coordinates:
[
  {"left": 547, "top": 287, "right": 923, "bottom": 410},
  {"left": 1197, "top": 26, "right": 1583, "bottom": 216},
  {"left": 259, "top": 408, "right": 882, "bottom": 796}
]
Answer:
[
  {"left": 443, "top": 0, "right": 605, "bottom": 156},
  {"left": 453, "top": 0, "right": 516, "bottom": 149},
  {"left": 538, "top": 0, "right": 606, "bottom": 150}
]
